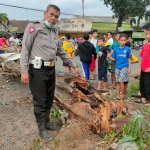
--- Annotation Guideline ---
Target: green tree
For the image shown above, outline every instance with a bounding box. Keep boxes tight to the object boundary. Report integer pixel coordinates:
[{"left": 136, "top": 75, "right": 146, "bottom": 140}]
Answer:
[
  {"left": 0, "top": 13, "right": 9, "bottom": 24},
  {"left": 101, "top": 0, "right": 150, "bottom": 32},
  {"left": 130, "top": 10, "right": 150, "bottom": 31}
]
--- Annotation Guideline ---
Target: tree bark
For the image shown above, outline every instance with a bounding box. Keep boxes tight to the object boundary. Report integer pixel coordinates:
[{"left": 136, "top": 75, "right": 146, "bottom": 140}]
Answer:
[
  {"left": 115, "top": 14, "right": 125, "bottom": 33},
  {"left": 55, "top": 75, "right": 125, "bottom": 135}
]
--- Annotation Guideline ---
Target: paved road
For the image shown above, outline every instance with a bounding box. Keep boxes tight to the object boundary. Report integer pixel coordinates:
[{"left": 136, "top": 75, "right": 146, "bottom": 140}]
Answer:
[{"left": 56, "top": 49, "right": 141, "bottom": 75}]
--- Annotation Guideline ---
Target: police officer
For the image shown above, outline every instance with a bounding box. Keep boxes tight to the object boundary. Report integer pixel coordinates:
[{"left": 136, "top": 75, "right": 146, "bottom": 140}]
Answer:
[{"left": 20, "top": 4, "right": 80, "bottom": 140}]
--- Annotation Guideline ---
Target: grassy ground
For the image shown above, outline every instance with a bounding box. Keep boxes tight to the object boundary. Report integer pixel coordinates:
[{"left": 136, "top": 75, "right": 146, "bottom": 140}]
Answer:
[{"left": 125, "top": 80, "right": 140, "bottom": 99}]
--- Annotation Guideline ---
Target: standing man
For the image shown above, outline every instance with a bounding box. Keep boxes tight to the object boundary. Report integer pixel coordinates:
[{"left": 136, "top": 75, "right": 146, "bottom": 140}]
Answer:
[
  {"left": 78, "top": 33, "right": 97, "bottom": 80},
  {"left": 63, "top": 34, "right": 75, "bottom": 73},
  {"left": 20, "top": 4, "right": 80, "bottom": 140}
]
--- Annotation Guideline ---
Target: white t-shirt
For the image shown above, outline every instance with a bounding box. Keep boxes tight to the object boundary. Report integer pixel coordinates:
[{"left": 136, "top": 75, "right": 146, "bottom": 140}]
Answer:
[
  {"left": 90, "top": 38, "right": 97, "bottom": 48},
  {"left": 9, "top": 37, "right": 20, "bottom": 44},
  {"left": 108, "top": 38, "right": 114, "bottom": 46}
]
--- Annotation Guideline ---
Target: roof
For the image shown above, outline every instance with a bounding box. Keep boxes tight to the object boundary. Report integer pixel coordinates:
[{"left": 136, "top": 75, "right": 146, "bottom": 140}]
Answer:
[
  {"left": 132, "top": 31, "right": 145, "bottom": 39},
  {"left": 9, "top": 20, "right": 31, "bottom": 33},
  {"left": 74, "top": 15, "right": 127, "bottom": 24}
]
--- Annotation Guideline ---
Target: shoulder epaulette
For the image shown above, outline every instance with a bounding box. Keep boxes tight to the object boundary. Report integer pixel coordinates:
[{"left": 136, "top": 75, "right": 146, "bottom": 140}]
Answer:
[
  {"left": 33, "top": 21, "right": 40, "bottom": 24},
  {"left": 52, "top": 28, "right": 58, "bottom": 34}
]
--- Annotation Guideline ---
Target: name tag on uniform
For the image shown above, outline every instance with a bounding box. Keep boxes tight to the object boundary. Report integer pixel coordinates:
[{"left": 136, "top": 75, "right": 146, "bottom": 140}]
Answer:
[
  {"left": 44, "top": 61, "right": 55, "bottom": 67},
  {"left": 39, "top": 30, "right": 47, "bottom": 35}
]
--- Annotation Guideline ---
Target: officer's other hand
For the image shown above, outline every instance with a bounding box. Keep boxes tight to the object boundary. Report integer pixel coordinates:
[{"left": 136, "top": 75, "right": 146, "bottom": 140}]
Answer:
[
  {"left": 74, "top": 67, "right": 81, "bottom": 77},
  {"left": 21, "top": 73, "right": 29, "bottom": 85}
]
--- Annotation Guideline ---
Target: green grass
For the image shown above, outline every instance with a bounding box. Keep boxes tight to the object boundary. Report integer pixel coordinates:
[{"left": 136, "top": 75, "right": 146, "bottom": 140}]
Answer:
[
  {"left": 125, "top": 81, "right": 140, "bottom": 99},
  {"left": 0, "top": 101, "right": 9, "bottom": 105}
]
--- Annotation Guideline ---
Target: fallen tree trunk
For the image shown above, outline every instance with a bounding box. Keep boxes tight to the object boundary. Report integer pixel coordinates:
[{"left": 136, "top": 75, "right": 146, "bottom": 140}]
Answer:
[{"left": 55, "top": 75, "right": 125, "bottom": 135}]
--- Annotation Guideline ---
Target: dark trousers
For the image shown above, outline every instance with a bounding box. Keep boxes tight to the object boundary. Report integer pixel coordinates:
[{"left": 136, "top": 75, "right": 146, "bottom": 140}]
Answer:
[
  {"left": 29, "top": 64, "right": 55, "bottom": 117},
  {"left": 98, "top": 67, "right": 108, "bottom": 82},
  {"left": 140, "top": 70, "right": 150, "bottom": 101}
]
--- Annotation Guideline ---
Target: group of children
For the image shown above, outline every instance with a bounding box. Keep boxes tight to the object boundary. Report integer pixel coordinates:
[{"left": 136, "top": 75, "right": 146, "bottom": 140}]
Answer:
[
  {"left": 90, "top": 24, "right": 150, "bottom": 104},
  {"left": 62, "top": 23, "right": 150, "bottom": 105},
  {"left": 95, "top": 32, "right": 131, "bottom": 100}
]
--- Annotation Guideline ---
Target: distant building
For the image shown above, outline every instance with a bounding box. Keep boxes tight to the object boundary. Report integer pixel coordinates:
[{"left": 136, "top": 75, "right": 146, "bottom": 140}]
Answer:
[
  {"left": 9, "top": 20, "right": 31, "bottom": 34},
  {"left": 74, "top": 16, "right": 133, "bottom": 34},
  {"left": 57, "top": 18, "right": 92, "bottom": 38},
  {"left": 57, "top": 16, "right": 134, "bottom": 39}
]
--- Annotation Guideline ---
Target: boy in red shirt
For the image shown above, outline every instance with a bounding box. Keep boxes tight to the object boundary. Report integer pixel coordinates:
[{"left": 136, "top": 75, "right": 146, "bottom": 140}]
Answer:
[{"left": 140, "top": 29, "right": 150, "bottom": 106}]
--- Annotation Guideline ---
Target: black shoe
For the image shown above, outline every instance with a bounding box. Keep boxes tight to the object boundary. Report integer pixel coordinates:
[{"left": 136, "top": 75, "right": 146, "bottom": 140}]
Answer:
[
  {"left": 35, "top": 114, "right": 53, "bottom": 140},
  {"left": 38, "top": 126, "right": 53, "bottom": 139},
  {"left": 45, "top": 122, "right": 58, "bottom": 130}
]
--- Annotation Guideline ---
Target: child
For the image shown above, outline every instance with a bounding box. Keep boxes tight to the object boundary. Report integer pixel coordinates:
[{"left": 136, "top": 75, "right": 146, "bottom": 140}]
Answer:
[
  {"left": 97, "top": 37, "right": 111, "bottom": 90},
  {"left": 109, "top": 33, "right": 120, "bottom": 89},
  {"left": 90, "top": 29, "right": 98, "bottom": 79},
  {"left": 63, "top": 34, "right": 75, "bottom": 73},
  {"left": 139, "top": 29, "right": 150, "bottom": 106},
  {"left": 110, "top": 34, "right": 132, "bottom": 99},
  {"left": 78, "top": 33, "right": 97, "bottom": 81}
]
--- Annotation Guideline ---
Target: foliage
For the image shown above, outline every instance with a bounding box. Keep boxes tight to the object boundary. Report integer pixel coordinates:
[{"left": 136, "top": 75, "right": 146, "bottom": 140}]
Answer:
[
  {"left": 101, "top": 0, "right": 150, "bottom": 32},
  {"left": 0, "top": 13, "right": 9, "bottom": 23},
  {"left": 117, "top": 114, "right": 126, "bottom": 119},
  {"left": 54, "top": 139, "right": 60, "bottom": 146},
  {"left": 50, "top": 110, "right": 63, "bottom": 119},
  {"left": 105, "top": 111, "right": 150, "bottom": 149},
  {"left": 119, "top": 111, "right": 150, "bottom": 149},
  {"left": 104, "top": 130, "right": 117, "bottom": 141},
  {"left": 143, "top": 107, "right": 150, "bottom": 114},
  {"left": 64, "top": 135, "right": 70, "bottom": 141},
  {"left": 31, "top": 138, "right": 41, "bottom": 150},
  {"left": 131, "top": 10, "right": 150, "bottom": 29},
  {"left": 0, "top": 101, "right": 9, "bottom": 105}
]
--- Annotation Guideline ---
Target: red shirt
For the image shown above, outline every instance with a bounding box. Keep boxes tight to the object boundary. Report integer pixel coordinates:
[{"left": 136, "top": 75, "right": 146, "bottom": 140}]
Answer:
[
  {"left": 140, "top": 43, "right": 150, "bottom": 72},
  {"left": 0, "top": 38, "right": 6, "bottom": 46}
]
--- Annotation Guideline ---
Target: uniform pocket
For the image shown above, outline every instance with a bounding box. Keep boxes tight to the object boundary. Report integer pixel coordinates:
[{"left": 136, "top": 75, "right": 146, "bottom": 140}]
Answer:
[{"left": 38, "top": 34, "right": 50, "bottom": 47}]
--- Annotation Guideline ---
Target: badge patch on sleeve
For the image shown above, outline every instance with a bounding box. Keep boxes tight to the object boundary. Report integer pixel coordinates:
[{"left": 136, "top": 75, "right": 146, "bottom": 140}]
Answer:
[{"left": 29, "top": 26, "right": 35, "bottom": 34}]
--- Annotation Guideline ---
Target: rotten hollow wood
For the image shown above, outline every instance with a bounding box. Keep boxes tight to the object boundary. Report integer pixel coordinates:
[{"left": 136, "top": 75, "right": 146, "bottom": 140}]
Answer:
[
  {"left": 2, "top": 60, "right": 21, "bottom": 77},
  {"left": 55, "top": 75, "right": 125, "bottom": 135}
]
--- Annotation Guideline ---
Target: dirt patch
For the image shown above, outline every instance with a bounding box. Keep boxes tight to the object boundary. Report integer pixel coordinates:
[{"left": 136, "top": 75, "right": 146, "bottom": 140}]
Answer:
[
  {"left": 0, "top": 99, "right": 37, "bottom": 150},
  {"left": 43, "top": 120, "right": 108, "bottom": 150},
  {"left": 0, "top": 99, "right": 59, "bottom": 150}
]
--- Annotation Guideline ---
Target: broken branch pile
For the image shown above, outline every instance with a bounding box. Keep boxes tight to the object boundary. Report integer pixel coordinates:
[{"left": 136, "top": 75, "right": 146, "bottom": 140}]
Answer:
[
  {"left": 2, "top": 60, "right": 20, "bottom": 77},
  {"left": 54, "top": 73, "right": 128, "bottom": 136},
  {"left": 0, "top": 53, "right": 21, "bottom": 77}
]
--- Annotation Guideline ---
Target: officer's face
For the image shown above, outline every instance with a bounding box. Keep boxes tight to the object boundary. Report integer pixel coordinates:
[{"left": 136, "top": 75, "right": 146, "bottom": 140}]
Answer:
[{"left": 44, "top": 7, "right": 60, "bottom": 26}]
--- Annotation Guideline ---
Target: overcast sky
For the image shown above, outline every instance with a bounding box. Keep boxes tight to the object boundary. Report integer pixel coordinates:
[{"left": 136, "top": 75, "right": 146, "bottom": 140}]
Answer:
[{"left": 0, "top": 0, "right": 113, "bottom": 20}]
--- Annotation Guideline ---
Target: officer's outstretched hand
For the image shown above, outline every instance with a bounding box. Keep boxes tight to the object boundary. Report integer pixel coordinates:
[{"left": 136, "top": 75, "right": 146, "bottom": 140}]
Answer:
[
  {"left": 74, "top": 67, "right": 81, "bottom": 77},
  {"left": 21, "top": 73, "right": 29, "bottom": 86}
]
